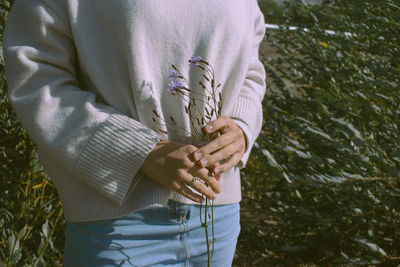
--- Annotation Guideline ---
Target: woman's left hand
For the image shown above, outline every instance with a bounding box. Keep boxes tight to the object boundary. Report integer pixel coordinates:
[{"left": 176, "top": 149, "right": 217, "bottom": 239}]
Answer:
[{"left": 192, "top": 116, "right": 247, "bottom": 178}]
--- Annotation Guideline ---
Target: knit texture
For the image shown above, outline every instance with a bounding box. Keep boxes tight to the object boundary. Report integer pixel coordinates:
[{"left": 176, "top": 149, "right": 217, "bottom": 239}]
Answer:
[{"left": 3, "top": 0, "right": 266, "bottom": 222}]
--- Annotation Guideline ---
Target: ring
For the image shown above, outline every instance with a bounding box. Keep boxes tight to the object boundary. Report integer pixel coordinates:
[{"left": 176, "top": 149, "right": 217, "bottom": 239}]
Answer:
[{"left": 187, "top": 176, "right": 200, "bottom": 187}]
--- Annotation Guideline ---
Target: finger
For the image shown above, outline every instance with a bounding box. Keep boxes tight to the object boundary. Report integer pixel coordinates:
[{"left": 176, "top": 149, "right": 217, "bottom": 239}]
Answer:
[
  {"left": 210, "top": 161, "right": 222, "bottom": 180},
  {"left": 200, "top": 143, "right": 237, "bottom": 168},
  {"left": 177, "top": 184, "right": 205, "bottom": 203},
  {"left": 195, "top": 155, "right": 222, "bottom": 180},
  {"left": 188, "top": 178, "right": 217, "bottom": 200},
  {"left": 193, "top": 131, "right": 236, "bottom": 162},
  {"left": 203, "top": 116, "right": 233, "bottom": 134},
  {"left": 182, "top": 165, "right": 220, "bottom": 198},
  {"left": 213, "top": 152, "right": 243, "bottom": 174},
  {"left": 191, "top": 167, "right": 221, "bottom": 194}
]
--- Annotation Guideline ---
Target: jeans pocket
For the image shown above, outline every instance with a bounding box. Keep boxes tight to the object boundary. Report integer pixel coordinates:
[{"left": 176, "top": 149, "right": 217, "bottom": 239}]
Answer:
[{"left": 168, "top": 199, "right": 189, "bottom": 221}]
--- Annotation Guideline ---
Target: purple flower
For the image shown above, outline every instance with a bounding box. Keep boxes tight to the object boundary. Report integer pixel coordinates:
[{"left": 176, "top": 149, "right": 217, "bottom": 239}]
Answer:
[
  {"left": 167, "top": 80, "right": 184, "bottom": 95},
  {"left": 189, "top": 55, "right": 202, "bottom": 66},
  {"left": 168, "top": 69, "right": 179, "bottom": 80}
]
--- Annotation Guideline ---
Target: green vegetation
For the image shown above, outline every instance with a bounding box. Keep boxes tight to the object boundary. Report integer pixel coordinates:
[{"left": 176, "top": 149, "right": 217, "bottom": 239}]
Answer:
[
  {"left": 1, "top": 0, "right": 399, "bottom": 265},
  {"left": 1, "top": 1, "right": 64, "bottom": 265},
  {"left": 236, "top": 0, "right": 400, "bottom": 265}
]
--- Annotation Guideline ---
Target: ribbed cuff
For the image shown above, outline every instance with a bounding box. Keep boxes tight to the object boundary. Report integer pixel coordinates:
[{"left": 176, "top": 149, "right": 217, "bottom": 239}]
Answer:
[
  {"left": 228, "top": 97, "right": 259, "bottom": 168},
  {"left": 228, "top": 97, "right": 259, "bottom": 135},
  {"left": 73, "top": 113, "right": 161, "bottom": 206},
  {"left": 230, "top": 119, "right": 253, "bottom": 168}
]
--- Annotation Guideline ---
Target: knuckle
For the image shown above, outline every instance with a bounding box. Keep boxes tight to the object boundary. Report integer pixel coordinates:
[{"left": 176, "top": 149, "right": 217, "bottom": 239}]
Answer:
[
  {"left": 225, "top": 116, "right": 233, "bottom": 124},
  {"left": 186, "top": 144, "right": 198, "bottom": 153},
  {"left": 219, "top": 135, "right": 227, "bottom": 144},
  {"left": 216, "top": 149, "right": 230, "bottom": 160},
  {"left": 176, "top": 168, "right": 188, "bottom": 179},
  {"left": 217, "top": 137, "right": 228, "bottom": 148},
  {"left": 200, "top": 174, "right": 211, "bottom": 183},
  {"left": 197, "top": 147, "right": 206, "bottom": 155},
  {"left": 193, "top": 170, "right": 206, "bottom": 180},
  {"left": 202, "top": 147, "right": 213, "bottom": 156},
  {"left": 233, "top": 128, "right": 242, "bottom": 137},
  {"left": 225, "top": 146, "right": 235, "bottom": 156},
  {"left": 207, "top": 177, "right": 218, "bottom": 187},
  {"left": 182, "top": 159, "right": 192, "bottom": 169},
  {"left": 229, "top": 145, "right": 238, "bottom": 155},
  {"left": 205, "top": 157, "right": 216, "bottom": 167},
  {"left": 218, "top": 165, "right": 227, "bottom": 173},
  {"left": 210, "top": 154, "right": 223, "bottom": 165}
]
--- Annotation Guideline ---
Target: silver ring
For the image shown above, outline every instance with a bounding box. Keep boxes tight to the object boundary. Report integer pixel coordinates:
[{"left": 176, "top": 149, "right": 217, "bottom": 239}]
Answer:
[{"left": 187, "top": 176, "right": 200, "bottom": 187}]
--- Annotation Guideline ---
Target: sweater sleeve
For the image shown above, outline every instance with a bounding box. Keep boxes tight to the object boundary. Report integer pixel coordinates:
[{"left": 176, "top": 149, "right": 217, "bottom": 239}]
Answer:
[
  {"left": 228, "top": 1, "right": 266, "bottom": 169},
  {"left": 3, "top": 0, "right": 161, "bottom": 205}
]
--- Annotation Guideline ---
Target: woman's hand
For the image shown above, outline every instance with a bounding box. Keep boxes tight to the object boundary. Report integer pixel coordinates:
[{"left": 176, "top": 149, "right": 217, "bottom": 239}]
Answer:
[
  {"left": 140, "top": 140, "right": 221, "bottom": 203},
  {"left": 192, "top": 116, "right": 247, "bottom": 177}
]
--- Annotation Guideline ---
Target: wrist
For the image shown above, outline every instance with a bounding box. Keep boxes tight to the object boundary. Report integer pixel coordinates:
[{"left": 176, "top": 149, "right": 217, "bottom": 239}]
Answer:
[
  {"left": 140, "top": 140, "right": 167, "bottom": 174},
  {"left": 240, "top": 127, "right": 248, "bottom": 151}
]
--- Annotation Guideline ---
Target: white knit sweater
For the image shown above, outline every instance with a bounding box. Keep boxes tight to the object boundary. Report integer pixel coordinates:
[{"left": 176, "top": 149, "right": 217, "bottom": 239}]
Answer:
[{"left": 3, "top": 0, "right": 266, "bottom": 222}]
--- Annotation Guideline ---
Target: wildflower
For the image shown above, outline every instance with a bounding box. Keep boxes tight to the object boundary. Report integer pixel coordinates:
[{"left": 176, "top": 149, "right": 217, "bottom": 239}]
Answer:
[
  {"left": 189, "top": 55, "right": 202, "bottom": 66},
  {"left": 321, "top": 41, "right": 328, "bottom": 47},
  {"left": 168, "top": 69, "right": 179, "bottom": 80},
  {"left": 167, "top": 80, "right": 184, "bottom": 95},
  {"left": 160, "top": 56, "right": 218, "bottom": 266}
]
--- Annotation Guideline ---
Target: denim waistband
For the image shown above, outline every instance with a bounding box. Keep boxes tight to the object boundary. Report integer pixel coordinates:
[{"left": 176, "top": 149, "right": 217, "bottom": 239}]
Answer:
[{"left": 64, "top": 201, "right": 240, "bottom": 266}]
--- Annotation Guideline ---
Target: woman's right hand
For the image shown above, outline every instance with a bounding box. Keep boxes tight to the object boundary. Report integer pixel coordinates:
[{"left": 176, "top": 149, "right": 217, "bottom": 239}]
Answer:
[{"left": 140, "top": 140, "right": 221, "bottom": 203}]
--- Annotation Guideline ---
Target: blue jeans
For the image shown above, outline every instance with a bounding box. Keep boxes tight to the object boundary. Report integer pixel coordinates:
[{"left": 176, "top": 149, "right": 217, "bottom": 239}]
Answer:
[{"left": 63, "top": 200, "right": 240, "bottom": 266}]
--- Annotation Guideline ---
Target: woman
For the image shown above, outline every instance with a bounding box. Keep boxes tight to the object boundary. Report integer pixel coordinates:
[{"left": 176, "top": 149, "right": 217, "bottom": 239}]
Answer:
[{"left": 3, "top": 0, "right": 266, "bottom": 266}]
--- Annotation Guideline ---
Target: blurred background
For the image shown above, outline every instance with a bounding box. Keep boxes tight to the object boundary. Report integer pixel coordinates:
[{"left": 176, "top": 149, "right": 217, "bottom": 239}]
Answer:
[{"left": 1, "top": 0, "right": 399, "bottom": 266}]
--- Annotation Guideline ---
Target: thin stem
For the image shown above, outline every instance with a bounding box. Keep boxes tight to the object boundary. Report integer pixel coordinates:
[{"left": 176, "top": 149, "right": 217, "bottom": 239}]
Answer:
[
  {"left": 204, "top": 198, "right": 211, "bottom": 267},
  {"left": 157, "top": 118, "right": 192, "bottom": 137},
  {"left": 172, "top": 65, "right": 190, "bottom": 85},
  {"left": 189, "top": 118, "right": 206, "bottom": 142},
  {"left": 211, "top": 200, "right": 215, "bottom": 258},
  {"left": 167, "top": 60, "right": 220, "bottom": 266},
  {"left": 178, "top": 90, "right": 217, "bottom": 112}
]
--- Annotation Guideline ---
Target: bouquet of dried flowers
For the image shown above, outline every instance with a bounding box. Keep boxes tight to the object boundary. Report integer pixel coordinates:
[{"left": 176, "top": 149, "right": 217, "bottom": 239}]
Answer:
[{"left": 152, "top": 55, "right": 222, "bottom": 266}]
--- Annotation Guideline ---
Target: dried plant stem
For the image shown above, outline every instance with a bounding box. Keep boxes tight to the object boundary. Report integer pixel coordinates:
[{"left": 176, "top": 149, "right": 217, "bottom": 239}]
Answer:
[
  {"left": 200, "top": 197, "right": 215, "bottom": 267},
  {"left": 165, "top": 57, "right": 220, "bottom": 266},
  {"left": 211, "top": 200, "right": 215, "bottom": 258},
  {"left": 178, "top": 90, "right": 216, "bottom": 112},
  {"left": 157, "top": 119, "right": 191, "bottom": 136}
]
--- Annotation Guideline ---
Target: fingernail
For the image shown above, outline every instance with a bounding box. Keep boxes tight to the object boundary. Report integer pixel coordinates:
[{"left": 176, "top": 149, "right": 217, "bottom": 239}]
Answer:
[
  {"left": 194, "top": 152, "right": 202, "bottom": 160},
  {"left": 200, "top": 158, "right": 208, "bottom": 167},
  {"left": 206, "top": 125, "right": 213, "bottom": 132},
  {"left": 214, "top": 168, "right": 220, "bottom": 174}
]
